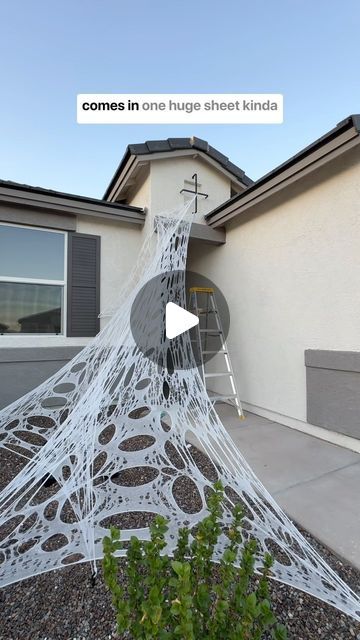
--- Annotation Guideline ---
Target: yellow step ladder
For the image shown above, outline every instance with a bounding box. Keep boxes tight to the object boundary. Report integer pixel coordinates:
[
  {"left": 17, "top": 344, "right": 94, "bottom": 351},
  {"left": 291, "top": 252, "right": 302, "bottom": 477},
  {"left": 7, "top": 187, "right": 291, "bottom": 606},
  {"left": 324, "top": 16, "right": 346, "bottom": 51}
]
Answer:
[{"left": 188, "top": 287, "right": 244, "bottom": 418}]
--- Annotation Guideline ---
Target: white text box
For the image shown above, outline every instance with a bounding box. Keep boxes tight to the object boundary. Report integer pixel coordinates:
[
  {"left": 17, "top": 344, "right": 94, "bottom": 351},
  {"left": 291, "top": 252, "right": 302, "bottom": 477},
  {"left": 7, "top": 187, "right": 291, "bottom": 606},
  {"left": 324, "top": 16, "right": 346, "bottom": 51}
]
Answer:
[{"left": 77, "top": 94, "right": 283, "bottom": 125}]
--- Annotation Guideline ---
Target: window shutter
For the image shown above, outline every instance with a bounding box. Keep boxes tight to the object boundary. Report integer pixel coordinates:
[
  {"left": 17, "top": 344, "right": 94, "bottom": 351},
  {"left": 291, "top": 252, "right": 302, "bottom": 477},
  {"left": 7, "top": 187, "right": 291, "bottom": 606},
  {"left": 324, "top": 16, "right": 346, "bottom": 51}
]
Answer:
[{"left": 67, "top": 233, "right": 100, "bottom": 337}]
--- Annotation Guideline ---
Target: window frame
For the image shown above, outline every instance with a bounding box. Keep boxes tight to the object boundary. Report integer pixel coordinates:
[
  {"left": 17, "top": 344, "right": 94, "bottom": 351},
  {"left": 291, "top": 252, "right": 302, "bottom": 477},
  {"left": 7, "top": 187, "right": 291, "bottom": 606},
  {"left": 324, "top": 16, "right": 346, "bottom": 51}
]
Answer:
[{"left": 0, "top": 222, "right": 68, "bottom": 336}]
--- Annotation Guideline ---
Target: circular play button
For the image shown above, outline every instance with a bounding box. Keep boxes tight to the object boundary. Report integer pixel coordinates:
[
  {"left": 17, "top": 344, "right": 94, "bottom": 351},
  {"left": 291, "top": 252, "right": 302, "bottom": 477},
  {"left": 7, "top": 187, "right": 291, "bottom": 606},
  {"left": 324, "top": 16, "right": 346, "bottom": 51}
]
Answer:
[
  {"left": 165, "top": 302, "right": 199, "bottom": 340},
  {"left": 130, "top": 270, "right": 230, "bottom": 371}
]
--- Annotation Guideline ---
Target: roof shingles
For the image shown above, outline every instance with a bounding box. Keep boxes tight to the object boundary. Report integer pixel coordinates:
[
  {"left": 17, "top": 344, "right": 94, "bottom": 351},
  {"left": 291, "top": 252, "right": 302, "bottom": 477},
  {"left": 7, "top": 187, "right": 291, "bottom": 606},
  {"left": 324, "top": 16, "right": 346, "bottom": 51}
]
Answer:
[{"left": 103, "top": 137, "right": 253, "bottom": 199}]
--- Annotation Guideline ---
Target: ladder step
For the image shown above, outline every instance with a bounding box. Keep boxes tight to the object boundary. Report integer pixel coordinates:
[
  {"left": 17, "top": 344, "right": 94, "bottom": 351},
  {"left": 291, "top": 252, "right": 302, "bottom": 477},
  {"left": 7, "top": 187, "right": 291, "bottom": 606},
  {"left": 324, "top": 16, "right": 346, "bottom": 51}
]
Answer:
[
  {"left": 204, "top": 372, "right": 232, "bottom": 378},
  {"left": 199, "top": 329, "right": 222, "bottom": 334},
  {"left": 189, "top": 287, "right": 214, "bottom": 293},
  {"left": 210, "top": 394, "right": 238, "bottom": 401},
  {"left": 202, "top": 350, "right": 227, "bottom": 355}
]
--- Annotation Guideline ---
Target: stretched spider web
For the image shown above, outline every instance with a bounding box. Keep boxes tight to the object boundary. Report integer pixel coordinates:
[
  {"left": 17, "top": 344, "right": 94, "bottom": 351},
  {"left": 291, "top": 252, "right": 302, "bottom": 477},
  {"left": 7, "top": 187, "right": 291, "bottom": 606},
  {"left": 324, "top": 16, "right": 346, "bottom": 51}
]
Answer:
[{"left": 0, "top": 201, "right": 359, "bottom": 622}]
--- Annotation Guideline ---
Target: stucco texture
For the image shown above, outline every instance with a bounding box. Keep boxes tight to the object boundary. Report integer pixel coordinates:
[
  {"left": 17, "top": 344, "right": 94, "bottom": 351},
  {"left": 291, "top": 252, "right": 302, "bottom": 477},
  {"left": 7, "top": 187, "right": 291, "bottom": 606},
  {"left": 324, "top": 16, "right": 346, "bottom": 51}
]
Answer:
[
  {"left": 149, "top": 155, "right": 232, "bottom": 219},
  {"left": 188, "top": 147, "right": 360, "bottom": 423}
]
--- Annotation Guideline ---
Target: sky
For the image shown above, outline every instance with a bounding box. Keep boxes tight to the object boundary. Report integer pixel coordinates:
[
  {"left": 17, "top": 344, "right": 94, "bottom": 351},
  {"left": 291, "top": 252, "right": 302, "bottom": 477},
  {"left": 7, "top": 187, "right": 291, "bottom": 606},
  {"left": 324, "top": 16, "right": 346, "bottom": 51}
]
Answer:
[{"left": 0, "top": 0, "right": 359, "bottom": 199}]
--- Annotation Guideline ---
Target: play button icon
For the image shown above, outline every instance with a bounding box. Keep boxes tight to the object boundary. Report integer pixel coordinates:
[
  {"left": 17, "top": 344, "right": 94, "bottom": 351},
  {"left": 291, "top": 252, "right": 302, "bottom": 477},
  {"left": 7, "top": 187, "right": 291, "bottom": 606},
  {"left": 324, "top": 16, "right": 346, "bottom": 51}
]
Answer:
[
  {"left": 165, "top": 302, "right": 199, "bottom": 339},
  {"left": 130, "top": 270, "right": 230, "bottom": 371}
]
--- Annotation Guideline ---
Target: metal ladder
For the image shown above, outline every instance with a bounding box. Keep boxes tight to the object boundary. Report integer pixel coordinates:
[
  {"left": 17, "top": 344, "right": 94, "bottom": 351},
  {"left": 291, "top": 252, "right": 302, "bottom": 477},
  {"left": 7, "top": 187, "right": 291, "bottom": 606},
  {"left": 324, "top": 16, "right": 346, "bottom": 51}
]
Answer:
[{"left": 188, "top": 287, "right": 244, "bottom": 418}]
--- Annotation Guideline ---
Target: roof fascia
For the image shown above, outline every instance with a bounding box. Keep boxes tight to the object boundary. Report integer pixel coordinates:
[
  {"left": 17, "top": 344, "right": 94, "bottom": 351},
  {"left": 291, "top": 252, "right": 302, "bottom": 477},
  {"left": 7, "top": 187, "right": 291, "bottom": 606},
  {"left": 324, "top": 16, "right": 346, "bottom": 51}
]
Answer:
[
  {"left": 107, "top": 149, "right": 249, "bottom": 203},
  {"left": 0, "top": 184, "right": 145, "bottom": 225},
  {"left": 208, "top": 128, "right": 360, "bottom": 227}
]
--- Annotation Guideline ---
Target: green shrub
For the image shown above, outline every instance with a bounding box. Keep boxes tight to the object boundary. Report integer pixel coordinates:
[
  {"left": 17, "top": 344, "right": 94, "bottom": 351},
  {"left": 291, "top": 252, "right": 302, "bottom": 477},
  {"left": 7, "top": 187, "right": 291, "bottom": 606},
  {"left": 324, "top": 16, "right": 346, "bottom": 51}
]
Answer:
[{"left": 103, "top": 481, "right": 288, "bottom": 639}]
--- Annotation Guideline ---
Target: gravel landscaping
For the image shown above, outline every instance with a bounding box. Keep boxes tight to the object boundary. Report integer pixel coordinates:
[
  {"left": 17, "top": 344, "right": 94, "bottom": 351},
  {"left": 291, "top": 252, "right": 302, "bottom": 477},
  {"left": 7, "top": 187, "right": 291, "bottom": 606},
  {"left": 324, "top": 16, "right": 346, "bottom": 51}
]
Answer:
[{"left": 0, "top": 435, "right": 360, "bottom": 639}]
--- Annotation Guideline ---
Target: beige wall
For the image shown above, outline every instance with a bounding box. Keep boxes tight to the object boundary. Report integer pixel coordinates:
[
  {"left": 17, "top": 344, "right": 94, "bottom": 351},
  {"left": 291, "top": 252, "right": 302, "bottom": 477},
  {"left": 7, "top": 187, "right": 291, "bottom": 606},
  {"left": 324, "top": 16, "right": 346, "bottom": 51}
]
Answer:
[
  {"left": 188, "top": 146, "right": 360, "bottom": 424},
  {"left": 124, "top": 154, "right": 233, "bottom": 251},
  {"left": 75, "top": 155, "right": 232, "bottom": 335},
  {"left": 127, "top": 155, "right": 232, "bottom": 224},
  {"left": 126, "top": 165, "right": 151, "bottom": 211}
]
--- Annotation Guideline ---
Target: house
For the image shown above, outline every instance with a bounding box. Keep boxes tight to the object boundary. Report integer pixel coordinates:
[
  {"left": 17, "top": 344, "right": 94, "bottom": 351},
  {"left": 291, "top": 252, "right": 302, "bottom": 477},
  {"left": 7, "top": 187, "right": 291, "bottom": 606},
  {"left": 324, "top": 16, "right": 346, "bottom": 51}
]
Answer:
[{"left": 1, "top": 116, "right": 359, "bottom": 448}]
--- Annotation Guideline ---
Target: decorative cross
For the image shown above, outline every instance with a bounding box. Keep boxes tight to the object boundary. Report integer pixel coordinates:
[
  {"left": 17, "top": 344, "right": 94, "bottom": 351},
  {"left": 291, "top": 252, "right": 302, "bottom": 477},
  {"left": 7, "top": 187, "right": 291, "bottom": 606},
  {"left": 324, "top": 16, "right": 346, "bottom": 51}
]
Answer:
[{"left": 180, "top": 173, "right": 208, "bottom": 214}]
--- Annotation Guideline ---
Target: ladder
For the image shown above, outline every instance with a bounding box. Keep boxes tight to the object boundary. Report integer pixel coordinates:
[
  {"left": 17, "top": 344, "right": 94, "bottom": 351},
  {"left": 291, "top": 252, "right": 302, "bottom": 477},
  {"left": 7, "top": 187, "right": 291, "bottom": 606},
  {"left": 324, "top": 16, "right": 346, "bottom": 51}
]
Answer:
[{"left": 188, "top": 287, "right": 244, "bottom": 418}]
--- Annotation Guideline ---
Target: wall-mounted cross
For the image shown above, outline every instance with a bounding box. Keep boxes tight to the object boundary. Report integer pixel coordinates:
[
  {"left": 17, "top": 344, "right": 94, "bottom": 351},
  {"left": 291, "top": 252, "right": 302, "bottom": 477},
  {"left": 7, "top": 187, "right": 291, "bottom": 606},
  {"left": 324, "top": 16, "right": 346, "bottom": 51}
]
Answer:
[{"left": 180, "top": 173, "right": 208, "bottom": 214}]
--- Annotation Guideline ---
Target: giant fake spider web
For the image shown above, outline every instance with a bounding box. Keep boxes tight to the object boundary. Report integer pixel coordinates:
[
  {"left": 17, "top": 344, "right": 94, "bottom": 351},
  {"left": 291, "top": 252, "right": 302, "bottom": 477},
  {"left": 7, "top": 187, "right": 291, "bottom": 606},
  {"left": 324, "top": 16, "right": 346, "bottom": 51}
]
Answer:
[{"left": 0, "top": 202, "right": 359, "bottom": 622}]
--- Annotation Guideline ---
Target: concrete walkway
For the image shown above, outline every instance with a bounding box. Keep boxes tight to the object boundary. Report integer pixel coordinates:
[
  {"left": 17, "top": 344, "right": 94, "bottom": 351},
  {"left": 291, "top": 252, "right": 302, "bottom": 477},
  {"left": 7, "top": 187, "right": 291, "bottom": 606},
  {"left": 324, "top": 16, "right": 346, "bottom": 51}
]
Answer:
[{"left": 217, "top": 405, "right": 360, "bottom": 570}]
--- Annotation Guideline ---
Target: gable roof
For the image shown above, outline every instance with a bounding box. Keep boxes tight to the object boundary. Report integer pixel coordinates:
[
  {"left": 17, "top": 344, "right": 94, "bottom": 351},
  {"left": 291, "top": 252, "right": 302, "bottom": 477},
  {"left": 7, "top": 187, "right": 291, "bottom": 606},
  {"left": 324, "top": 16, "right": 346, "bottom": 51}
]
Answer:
[
  {"left": 205, "top": 114, "right": 360, "bottom": 227},
  {"left": 103, "top": 137, "right": 253, "bottom": 201}
]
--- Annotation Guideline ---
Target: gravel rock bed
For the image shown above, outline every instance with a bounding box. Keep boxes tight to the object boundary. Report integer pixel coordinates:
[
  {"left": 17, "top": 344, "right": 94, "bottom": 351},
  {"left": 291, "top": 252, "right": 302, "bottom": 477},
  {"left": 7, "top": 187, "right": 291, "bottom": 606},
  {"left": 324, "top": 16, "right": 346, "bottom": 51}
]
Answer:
[{"left": 0, "top": 438, "right": 359, "bottom": 639}]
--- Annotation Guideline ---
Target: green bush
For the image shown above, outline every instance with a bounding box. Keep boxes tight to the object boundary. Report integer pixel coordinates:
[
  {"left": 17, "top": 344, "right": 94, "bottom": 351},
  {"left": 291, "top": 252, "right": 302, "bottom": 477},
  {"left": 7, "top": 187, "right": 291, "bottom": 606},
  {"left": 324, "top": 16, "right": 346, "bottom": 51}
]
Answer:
[{"left": 103, "top": 481, "right": 288, "bottom": 639}]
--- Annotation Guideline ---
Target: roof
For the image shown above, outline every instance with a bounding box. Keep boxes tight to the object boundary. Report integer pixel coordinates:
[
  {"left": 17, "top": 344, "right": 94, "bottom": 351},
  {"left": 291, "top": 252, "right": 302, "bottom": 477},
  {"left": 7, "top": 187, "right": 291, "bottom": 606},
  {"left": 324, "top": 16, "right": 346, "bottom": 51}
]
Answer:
[
  {"left": 103, "top": 136, "right": 253, "bottom": 200},
  {"left": 0, "top": 179, "right": 145, "bottom": 225},
  {"left": 206, "top": 114, "right": 360, "bottom": 227},
  {"left": 0, "top": 179, "right": 143, "bottom": 212},
  {"left": 0, "top": 179, "right": 224, "bottom": 243}
]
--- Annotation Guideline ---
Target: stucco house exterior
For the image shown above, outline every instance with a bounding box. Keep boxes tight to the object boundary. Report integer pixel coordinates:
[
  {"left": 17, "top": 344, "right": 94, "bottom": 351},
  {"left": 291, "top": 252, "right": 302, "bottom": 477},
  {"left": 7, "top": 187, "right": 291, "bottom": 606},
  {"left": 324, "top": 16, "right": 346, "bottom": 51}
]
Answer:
[{"left": 1, "top": 115, "right": 359, "bottom": 451}]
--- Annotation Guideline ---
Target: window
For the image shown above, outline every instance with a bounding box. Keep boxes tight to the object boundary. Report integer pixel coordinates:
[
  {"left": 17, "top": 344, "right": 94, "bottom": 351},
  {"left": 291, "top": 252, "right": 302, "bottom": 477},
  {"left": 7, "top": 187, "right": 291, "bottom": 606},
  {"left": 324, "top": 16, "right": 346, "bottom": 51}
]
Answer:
[{"left": 0, "top": 224, "right": 66, "bottom": 334}]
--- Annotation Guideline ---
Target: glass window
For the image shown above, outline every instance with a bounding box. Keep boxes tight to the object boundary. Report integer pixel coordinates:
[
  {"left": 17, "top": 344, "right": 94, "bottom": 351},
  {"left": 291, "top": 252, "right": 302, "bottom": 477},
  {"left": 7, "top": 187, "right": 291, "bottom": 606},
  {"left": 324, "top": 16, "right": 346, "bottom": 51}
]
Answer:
[
  {"left": 0, "top": 224, "right": 66, "bottom": 335},
  {"left": 0, "top": 225, "right": 64, "bottom": 281},
  {"left": 0, "top": 283, "right": 62, "bottom": 334}
]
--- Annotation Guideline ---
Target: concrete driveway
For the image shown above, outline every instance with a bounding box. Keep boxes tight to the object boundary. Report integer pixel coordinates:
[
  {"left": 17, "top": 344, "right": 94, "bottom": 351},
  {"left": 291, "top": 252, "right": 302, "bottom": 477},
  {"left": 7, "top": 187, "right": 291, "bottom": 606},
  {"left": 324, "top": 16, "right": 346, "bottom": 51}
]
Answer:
[{"left": 217, "top": 405, "right": 360, "bottom": 570}]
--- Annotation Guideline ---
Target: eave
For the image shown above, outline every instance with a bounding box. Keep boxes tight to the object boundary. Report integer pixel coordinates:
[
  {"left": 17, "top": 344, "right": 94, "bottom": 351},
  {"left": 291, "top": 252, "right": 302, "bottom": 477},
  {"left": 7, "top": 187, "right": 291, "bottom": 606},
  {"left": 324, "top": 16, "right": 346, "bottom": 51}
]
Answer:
[
  {"left": 0, "top": 181, "right": 145, "bottom": 225},
  {"left": 104, "top": 138, "right": 252, "bottom": 203},
  {"left": 206, "top": 115, "right": 360, "bottom": 227}
]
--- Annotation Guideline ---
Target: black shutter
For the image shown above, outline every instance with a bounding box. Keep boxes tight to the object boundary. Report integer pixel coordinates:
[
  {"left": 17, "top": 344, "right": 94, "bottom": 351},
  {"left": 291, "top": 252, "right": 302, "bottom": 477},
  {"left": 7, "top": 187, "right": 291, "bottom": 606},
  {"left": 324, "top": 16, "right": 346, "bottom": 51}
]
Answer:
[{"left": 67, "top": 232, "right": 100, "bottom": 337}]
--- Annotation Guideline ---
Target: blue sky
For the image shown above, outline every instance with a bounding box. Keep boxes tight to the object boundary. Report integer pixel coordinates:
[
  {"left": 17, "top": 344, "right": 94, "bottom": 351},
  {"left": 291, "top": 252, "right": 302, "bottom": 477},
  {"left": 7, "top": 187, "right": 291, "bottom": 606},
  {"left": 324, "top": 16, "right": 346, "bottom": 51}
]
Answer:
[{"left": 0, "top": 0, "right": 359, "bottom": 198}]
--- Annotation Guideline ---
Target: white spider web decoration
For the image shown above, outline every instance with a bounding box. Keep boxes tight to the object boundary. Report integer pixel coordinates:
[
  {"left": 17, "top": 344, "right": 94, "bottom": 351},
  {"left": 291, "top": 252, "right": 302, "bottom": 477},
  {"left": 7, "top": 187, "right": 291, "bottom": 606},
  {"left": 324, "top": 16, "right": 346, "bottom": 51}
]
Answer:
[{"left": 0, "top": 202, "right": 359, "bottom": 622}]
